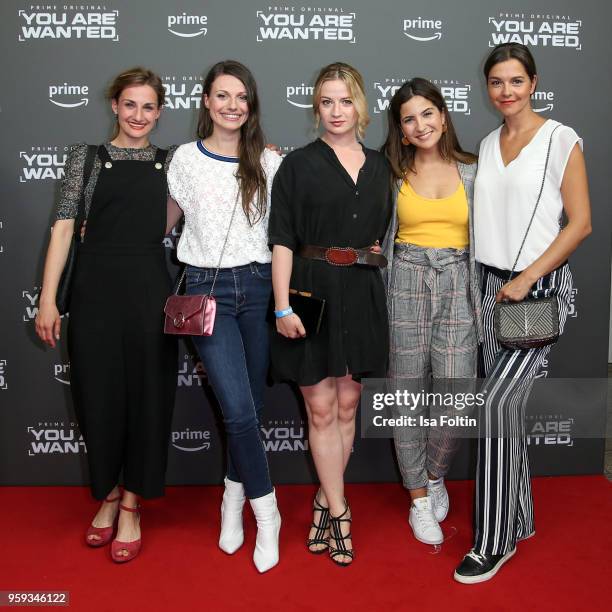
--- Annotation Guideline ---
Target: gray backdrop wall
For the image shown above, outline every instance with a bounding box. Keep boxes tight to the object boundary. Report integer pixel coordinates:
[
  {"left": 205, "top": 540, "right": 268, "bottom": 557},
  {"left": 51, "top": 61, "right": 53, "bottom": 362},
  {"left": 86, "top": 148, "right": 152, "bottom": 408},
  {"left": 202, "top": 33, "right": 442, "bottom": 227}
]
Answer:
[{"left": 1, "top": 0, "right": 610, "bottom": 487}]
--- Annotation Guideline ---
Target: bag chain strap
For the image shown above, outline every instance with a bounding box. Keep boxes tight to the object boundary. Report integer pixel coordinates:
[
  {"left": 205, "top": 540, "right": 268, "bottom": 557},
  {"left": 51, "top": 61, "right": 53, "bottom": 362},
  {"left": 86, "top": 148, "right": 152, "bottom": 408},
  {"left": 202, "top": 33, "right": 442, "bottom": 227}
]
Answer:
[
  {"left": 507, "top": 124, "right": 561, "bottom": 281},
  {"left": 174, "top": 193, "right": 241, "bottom": 298},
  {"left": 75, "top": 144, "right": 99, "bottom": 242}
]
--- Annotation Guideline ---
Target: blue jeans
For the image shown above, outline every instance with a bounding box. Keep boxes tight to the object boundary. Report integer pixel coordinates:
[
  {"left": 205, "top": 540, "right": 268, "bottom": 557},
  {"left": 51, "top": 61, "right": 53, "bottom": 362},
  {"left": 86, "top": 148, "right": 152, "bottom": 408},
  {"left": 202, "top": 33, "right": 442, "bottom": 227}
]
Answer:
[{"left": 186, "top": 262, "right": 273, "bottom": 499}]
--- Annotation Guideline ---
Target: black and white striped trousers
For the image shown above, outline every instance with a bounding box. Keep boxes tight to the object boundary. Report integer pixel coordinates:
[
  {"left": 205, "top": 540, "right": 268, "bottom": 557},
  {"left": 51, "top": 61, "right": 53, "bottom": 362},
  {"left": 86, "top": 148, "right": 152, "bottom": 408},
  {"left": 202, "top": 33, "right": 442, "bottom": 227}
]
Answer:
[{"left": 473, "top": 263, "right": 573, "bottom": 555}]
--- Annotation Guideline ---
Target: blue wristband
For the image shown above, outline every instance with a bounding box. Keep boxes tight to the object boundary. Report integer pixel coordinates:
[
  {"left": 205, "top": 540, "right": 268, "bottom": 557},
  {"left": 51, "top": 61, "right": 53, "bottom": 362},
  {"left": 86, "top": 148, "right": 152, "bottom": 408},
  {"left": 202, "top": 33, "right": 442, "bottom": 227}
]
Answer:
[{"left": 274, "top": 307, "right": 293, "bottom": 318}]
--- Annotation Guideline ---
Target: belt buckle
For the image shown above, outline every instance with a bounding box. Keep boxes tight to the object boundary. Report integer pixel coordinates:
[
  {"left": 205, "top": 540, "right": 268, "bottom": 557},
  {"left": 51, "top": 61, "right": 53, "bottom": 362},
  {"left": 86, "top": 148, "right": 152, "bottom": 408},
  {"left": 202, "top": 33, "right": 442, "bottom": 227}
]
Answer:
[{"left": 325, "top": 247, "right": 358, "bottom": 266}]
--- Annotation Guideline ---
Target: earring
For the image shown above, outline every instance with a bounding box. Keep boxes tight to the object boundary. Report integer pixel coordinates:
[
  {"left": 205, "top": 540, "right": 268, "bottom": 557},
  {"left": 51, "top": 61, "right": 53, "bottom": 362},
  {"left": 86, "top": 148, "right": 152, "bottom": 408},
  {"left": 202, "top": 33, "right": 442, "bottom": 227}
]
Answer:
[{"left": 401, "top": 136, "right": 410, "bottom": 146}]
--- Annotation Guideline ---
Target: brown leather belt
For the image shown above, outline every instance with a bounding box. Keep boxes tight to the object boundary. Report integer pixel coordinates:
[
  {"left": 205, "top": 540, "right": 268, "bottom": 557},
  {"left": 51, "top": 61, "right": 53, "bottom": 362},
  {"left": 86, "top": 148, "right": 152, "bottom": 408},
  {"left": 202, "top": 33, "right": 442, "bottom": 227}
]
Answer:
[{"left": 298, "top": 245, "right": 388, "bottom": 268}]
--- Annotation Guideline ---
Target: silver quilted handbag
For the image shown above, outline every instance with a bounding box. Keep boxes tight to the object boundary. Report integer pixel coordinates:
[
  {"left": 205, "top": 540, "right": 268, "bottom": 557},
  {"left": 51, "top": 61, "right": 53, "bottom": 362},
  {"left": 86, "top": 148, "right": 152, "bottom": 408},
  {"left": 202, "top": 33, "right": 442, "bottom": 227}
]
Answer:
[
  {"left": 494, "top": 295, "right": 559, "bottom": 350},
  {"left": 494, "top": 125, "right": 561, "bottom": 351}
]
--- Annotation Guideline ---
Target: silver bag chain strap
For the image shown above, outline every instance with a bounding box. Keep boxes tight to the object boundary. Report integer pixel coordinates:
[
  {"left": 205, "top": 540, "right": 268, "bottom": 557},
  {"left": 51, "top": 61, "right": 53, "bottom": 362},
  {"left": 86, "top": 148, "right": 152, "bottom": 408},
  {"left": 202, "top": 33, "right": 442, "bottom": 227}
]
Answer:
[
  {"left": 507, "top": 123, "right": 561, "bottom": 281},
  {"left": 174, "top": 193, "right": 241, "bottom": 298}
]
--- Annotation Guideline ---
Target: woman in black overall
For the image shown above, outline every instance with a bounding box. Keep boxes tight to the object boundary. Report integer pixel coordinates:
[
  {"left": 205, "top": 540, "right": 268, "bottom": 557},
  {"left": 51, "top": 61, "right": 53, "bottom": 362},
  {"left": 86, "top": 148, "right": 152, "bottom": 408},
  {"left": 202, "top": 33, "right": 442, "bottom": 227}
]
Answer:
[{"left": 36, "top": 68, "right": 177, "bottom": 563}]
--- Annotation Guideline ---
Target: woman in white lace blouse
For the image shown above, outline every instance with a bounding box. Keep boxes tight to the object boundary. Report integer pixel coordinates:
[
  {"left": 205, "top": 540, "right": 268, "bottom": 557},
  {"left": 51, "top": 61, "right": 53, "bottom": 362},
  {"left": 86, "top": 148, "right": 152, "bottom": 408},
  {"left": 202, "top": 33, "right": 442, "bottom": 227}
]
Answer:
[{"left": 167, "top": 60, "right": 282, "bottom": 574}]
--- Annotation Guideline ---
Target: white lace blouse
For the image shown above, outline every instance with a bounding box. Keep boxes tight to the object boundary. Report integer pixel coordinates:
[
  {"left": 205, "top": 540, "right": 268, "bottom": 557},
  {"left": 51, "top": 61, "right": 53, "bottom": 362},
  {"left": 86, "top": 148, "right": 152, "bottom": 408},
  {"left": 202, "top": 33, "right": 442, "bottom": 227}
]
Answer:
[{"left": 167, "top": 141, "right": 282, "bottom": 268}]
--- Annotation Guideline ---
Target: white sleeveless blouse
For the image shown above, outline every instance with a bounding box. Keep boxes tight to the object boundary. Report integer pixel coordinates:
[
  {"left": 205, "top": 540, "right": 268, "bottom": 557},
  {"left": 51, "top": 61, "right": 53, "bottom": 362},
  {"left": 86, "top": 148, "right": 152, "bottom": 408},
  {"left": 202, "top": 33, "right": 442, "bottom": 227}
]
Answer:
[{"left": 474, "top": 119, "right": 582, "bottom": 271}]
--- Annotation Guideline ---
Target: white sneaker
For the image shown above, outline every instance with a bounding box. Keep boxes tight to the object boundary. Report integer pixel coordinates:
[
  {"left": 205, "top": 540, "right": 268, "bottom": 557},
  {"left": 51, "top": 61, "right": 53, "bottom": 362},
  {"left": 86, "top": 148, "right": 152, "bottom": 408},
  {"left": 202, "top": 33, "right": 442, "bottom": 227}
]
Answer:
[
  {"left": 409, "top": 496, "right": 443, "bottom": 545},
  {"left": 427, "top": 477, "right": 449, "bottom": 522},
  {"left": 218, "top": 477, "right": 245, "bottom": 554}
]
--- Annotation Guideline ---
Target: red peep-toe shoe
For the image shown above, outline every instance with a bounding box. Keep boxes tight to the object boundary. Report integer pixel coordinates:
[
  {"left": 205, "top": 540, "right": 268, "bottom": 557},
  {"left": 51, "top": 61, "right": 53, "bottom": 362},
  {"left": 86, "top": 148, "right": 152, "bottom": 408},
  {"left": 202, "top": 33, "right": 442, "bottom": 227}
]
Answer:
[
  {"left": 111, "top": 503, "right": 142, "bottom": 563},
  {"left": 85, "top": 494, "right": 121, "bottom": 548}
]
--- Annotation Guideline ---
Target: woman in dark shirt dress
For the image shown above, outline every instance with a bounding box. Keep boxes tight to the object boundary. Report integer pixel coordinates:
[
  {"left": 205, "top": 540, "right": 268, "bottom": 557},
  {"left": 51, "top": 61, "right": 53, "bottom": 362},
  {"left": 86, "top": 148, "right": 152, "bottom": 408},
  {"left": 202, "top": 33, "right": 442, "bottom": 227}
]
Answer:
[{"left": 269, "top": 62, "right": 392, "bottom": 566}]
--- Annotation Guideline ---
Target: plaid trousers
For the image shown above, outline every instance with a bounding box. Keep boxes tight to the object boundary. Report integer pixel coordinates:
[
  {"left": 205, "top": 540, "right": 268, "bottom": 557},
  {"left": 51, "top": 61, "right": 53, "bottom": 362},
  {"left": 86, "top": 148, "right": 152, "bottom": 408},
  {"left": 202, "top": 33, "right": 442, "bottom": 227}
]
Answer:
[{"left": 389, "top": 243, "right": 478, "bottom": 490}]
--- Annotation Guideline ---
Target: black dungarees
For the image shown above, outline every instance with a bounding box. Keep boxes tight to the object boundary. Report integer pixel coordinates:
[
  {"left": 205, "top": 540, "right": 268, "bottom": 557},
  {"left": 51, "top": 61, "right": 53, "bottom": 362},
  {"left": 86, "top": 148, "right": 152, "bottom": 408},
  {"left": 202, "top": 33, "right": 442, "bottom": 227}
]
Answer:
[{"left": 68, "top": 146, "right": 177, "bottom": 500}]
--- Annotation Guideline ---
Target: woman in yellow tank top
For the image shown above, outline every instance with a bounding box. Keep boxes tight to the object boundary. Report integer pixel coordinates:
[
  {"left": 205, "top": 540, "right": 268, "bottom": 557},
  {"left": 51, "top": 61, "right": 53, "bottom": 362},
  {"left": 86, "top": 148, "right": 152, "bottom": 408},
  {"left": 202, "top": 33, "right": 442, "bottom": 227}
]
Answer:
[{"left": 381, "top": 78, "right": 482, "bottom": 546}]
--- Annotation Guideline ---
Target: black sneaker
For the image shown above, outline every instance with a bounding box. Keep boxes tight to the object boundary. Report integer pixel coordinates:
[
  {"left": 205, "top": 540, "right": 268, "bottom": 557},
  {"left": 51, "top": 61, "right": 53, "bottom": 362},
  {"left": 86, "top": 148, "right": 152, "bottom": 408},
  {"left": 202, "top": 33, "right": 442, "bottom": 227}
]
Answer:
[{"left": 453, "top": 548, "right": 516, "bottom": 584}]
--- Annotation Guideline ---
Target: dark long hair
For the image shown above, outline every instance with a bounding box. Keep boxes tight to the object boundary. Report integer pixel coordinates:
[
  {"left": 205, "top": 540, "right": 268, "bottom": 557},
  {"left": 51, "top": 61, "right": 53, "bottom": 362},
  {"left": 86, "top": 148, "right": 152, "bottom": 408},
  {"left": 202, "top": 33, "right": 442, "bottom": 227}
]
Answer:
[
  {"left": 197, "top": 60, "right": 266, "bottom": 225},
  {"left": 484, "top": 42, "right": 537, "bottom": 81},
  {"left": 381, "top": 77, "right": 476, "bottom": 181},
  {"left": 107, "top": 67, "right": 165, "bottom": 140}
]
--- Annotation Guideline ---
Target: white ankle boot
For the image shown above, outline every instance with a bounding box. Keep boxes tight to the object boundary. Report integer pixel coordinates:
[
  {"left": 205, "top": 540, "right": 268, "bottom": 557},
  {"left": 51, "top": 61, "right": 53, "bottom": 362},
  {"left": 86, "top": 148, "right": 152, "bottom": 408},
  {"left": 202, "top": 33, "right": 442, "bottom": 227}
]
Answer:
[
  {"left": 249, "top": 489, "right": 281, "bottom": 573},
  {"left": 218, "top": 477, "right": 245, "bottom": 554}
]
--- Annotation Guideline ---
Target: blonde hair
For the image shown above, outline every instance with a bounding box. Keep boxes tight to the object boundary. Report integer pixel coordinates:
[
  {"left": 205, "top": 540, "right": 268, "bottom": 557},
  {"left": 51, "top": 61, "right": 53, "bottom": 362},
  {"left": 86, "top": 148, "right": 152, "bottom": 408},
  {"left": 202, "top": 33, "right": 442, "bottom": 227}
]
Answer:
[{"left": 312, "top": 62, "right": 370, "bottom": 140}]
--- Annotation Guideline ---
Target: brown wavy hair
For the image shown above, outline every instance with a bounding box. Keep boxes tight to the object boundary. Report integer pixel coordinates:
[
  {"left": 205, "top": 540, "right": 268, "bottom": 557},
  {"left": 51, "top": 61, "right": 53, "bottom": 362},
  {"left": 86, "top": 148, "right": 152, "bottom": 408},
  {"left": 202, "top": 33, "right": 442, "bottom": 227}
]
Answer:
[
  {"left": 197, "top": 60, "right": 266, "bottom": 225},
  {"left": 106, "top": 67, "right": 165, "bottom": 140},
  {"left": 381, "top": 77, "right": 476, "bottom": 181}
]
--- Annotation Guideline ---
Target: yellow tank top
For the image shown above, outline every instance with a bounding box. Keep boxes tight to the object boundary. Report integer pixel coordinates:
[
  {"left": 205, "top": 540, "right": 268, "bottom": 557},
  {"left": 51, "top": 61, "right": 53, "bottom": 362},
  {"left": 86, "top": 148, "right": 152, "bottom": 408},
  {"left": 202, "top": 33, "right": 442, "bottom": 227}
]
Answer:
[{"left": 395, "top": 180, "right": 469, "bottom": 249}]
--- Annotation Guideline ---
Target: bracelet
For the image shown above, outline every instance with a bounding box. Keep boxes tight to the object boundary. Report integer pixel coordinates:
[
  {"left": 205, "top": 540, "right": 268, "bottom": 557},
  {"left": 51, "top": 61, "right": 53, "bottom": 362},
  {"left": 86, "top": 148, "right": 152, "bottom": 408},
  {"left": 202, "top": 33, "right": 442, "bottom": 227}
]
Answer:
[{"left": 274, "top": 307, "right": 293, "bottom": 318}]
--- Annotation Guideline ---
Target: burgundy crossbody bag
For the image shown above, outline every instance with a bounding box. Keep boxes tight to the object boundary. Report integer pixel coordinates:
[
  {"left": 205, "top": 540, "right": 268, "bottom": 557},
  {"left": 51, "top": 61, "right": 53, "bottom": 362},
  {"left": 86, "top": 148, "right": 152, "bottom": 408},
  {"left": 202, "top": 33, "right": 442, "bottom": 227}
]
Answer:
[{"left": 164, "top": 195, "right": 239, "bottom": 336}]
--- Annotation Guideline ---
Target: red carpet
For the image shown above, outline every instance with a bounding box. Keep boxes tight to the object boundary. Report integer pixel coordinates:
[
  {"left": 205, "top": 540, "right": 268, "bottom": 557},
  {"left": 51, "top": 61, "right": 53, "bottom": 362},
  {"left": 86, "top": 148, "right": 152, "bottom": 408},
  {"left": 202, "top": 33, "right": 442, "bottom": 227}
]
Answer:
[{"left": 1, "top": 477, "right": 610, "bottom": 611}]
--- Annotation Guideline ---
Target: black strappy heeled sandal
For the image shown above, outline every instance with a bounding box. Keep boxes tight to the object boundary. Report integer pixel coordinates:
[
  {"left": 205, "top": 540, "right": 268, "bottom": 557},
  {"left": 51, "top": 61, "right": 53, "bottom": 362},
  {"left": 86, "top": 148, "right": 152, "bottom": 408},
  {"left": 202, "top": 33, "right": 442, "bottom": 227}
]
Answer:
[
  {"left": 306, "top": 492, "right": 330, "bottom": 554},
  {"left": 329, "top": 503, "right": 354, "bottom": 567}
]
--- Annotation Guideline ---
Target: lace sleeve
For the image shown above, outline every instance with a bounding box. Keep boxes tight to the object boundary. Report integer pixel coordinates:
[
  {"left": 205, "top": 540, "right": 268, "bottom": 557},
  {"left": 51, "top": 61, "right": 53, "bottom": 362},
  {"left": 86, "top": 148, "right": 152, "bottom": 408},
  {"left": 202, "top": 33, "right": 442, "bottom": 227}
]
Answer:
[
  {"left": 166, "top": 145, "right": 192, "bottom": 207},
  {"left": 55, "top": 143, "right": 88, "bottom": 220},
  {"left": 164, "top": 144, "right": 179, "bottom": 173}
]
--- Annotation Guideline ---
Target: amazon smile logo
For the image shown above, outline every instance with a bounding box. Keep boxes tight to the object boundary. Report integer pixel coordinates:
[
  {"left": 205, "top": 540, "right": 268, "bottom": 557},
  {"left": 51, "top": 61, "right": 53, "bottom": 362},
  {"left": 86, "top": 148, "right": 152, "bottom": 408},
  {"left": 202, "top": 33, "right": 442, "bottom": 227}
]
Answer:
[
  {"left": 171, "top": 428, "right": 212, "bottom": 452},
  {"left": 53, "top": 363, "right": 70, "bottom": 385},
  {"left": 403, "top": 17, "right": 443, "bottom": 42},
  {"left": 531, "top": 90, "right": 555, "bottom": 113},
  {"left": 286, "top": 83, "right": 314, "bottom": 109},
  {"left": 167, "top": 14, "right": 208, "bottom": 38},
  {"left": 48, "top": 83, "right": 89, "bottom": 108}
]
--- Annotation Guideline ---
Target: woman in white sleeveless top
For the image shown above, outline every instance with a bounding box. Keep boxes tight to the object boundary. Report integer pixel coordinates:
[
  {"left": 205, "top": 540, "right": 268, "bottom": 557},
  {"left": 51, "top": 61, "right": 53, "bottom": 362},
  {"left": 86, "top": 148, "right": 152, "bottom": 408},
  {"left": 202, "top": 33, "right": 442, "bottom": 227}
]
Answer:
[{"left": 454, "top": 43, "right": 591, "bottom": 584}]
